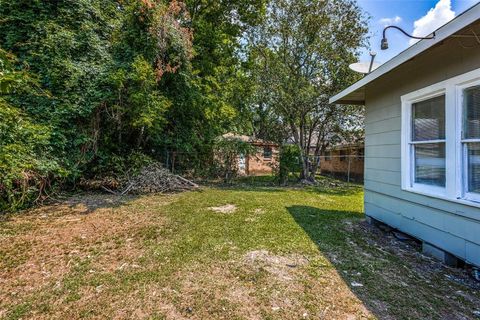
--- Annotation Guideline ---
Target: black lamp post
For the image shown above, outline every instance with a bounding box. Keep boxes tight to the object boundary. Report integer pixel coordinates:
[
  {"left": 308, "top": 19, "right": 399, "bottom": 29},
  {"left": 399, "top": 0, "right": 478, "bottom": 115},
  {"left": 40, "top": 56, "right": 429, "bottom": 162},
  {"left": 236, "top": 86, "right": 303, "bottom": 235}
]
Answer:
[{"left": 381, "top": 26, "right": 435, "bottom": 50}]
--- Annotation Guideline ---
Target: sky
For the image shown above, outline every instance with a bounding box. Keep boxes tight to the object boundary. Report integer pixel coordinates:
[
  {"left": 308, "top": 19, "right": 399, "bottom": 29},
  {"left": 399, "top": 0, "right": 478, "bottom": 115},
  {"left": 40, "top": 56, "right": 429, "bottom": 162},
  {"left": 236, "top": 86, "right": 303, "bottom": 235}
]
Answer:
[{"left": 357, "top": 0, "right": 480, "bottom": 64}]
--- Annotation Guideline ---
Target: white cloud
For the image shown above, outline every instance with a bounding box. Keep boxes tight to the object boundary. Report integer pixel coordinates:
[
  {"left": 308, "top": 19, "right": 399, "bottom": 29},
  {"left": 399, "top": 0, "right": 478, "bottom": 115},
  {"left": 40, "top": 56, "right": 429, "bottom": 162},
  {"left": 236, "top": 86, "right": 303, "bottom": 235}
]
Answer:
[
  {"left": 409, "top": 0, "right": 455, "bottom": 45},
  {"left": 379, "top": 16, "right": 402, "bottom": 27}
]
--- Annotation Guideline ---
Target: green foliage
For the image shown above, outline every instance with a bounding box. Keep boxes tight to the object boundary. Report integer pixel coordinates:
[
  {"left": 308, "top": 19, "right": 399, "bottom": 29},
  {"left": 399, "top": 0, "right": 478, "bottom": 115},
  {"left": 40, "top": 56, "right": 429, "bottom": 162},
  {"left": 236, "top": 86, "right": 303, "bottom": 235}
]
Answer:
[
  {"left": 0, "top": 0, "right": 267, "bottom": 211},
  {"left": 0, "top": 0, "right": 365, "bottom": 210},
  {"left": 0, "top": 50, "right": 63, "bottom": 211},
  {"left": 278, "top": 144, "right": 301, "bottom": 184},
  {"left": 213, "top": 137, "right": 255, "bottom": 182},
  {"left": 0, "top": 0, "right": 122, "bottom": 180},
  {"left": 247, "top": 0, "right": 368, "bottom": 181}
]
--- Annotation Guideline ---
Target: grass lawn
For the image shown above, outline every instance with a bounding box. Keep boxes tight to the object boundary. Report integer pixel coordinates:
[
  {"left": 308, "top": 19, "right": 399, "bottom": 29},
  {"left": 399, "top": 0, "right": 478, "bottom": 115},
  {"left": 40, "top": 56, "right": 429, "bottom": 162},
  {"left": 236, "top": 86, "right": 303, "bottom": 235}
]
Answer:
[{"left": 1, "top": 177, "right": 479, "bottom": 319}]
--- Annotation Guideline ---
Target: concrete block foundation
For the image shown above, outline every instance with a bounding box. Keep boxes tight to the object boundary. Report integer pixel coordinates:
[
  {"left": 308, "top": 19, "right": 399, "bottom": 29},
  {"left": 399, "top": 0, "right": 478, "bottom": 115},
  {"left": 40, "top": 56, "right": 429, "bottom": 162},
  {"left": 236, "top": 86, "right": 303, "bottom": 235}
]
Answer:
[{"left": 422, "top": 242, "right": 460, "bottom": 267}]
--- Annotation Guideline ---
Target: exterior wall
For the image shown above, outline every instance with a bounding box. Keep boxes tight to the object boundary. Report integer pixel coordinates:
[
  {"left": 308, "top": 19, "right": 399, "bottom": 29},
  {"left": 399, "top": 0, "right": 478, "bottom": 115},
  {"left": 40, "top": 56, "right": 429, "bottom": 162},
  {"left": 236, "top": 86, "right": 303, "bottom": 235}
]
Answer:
[
  {"left": 320, "top": 147, "right": 364, "bottom": 182},
  {"left": 364, "top": 36, "right": 480, "bottom": 266},
  {"left": 246, "top": 145, "right": 279, "bottom": 176}
]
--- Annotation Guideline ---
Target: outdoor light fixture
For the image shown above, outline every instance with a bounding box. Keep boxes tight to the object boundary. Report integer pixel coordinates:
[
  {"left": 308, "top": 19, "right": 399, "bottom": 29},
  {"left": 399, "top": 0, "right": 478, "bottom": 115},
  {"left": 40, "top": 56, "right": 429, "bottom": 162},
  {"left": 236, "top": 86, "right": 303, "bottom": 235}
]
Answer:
[{"left": 381, "top": 25, "right": 435, "bottom": 50}]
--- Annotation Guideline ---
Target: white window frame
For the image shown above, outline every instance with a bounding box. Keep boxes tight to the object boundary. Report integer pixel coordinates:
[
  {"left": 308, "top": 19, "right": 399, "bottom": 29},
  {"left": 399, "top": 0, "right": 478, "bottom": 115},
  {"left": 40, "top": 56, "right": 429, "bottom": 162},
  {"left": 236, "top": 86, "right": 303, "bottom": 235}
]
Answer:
[
  {"left": 401, "top": 67, "right": 480, "bottom": 207},
  {"left": 457, "top": 79, "right": 480, "bottom": 203}
]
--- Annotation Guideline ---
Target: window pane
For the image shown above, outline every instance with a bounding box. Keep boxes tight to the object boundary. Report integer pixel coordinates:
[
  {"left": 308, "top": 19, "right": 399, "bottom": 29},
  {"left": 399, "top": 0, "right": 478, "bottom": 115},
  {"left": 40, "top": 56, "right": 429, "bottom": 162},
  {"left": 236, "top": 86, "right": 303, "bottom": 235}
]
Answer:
[
  {"left": 263, "top": 147, "right": 272, "bottom": 159},
  {"left": 412, "top": 95, "right": 445, "bottom": 141},
  {"left": 464, "top": 86, "right": 480, "bottom": 139},
  {"left": 467, "top": 142, "right": 480, "bottom": 194},
  {"left": 414, "top": 143, "right": 446, "bottom": 187}
]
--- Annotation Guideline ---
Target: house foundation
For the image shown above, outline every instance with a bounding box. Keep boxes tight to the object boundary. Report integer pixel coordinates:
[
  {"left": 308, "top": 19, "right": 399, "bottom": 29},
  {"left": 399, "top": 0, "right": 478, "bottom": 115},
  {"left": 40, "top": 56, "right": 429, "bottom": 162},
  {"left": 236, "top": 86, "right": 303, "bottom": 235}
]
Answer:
[
  {"left": 422, "top": 242, "right": 460, "bottom": 267},
  {"left": 366, "top": 215, "right": 461, "bottom": 268}
]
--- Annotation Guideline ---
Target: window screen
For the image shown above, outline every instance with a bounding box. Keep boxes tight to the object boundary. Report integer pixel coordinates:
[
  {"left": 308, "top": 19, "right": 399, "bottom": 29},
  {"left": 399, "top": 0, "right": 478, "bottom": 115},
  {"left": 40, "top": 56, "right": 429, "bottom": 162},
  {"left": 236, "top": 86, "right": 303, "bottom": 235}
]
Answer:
[
  {"left": 467, "top": 143, "right": 480, "bottom": 194},
  {"left": 414, "top": 143, "right": 446, "bottom": 187},
  {"left": 464, "top": 86, "right": 480, "bottom": 139},
  {"left": 411, "top": 95, "right": 446, "bottom": 187},
  {"left": 412, "top": 95, "right": 445, "bottom": 141},
  {"left": 464, "top": 86, "right": 480, "bottom": 194}
]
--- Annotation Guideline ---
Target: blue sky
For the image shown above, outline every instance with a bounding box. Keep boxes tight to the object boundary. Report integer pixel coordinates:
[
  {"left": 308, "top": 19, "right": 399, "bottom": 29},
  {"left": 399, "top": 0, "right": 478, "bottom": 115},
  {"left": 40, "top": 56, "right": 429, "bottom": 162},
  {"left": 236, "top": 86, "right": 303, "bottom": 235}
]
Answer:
[{"left": 357, "top": 0, "right": 479, "bottom": 63}]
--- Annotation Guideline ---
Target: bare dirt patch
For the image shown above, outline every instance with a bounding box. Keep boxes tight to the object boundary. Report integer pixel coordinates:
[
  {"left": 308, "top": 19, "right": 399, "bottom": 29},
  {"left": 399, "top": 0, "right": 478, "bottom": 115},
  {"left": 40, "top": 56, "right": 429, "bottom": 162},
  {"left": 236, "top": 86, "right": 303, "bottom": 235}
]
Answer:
[
  {"left": 174, "top": 254, "right": 373, "bottom": 320},
  {"left": 0, "top": 193, "right": 171, "bottom": 315},
  {"left": 243, "top": 250, "right": 309, "bottom": 280},
  {"left": 209, "top": 204, "right": 237, "bottom": 214}
]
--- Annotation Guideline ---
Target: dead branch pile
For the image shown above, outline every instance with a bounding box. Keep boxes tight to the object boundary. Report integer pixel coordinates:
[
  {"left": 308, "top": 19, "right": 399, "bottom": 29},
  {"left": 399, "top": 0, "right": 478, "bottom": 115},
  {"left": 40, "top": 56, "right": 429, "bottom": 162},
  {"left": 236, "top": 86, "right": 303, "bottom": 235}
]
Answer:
[{"left": 102, "top": 162, "right": 198, "bottom": 195}]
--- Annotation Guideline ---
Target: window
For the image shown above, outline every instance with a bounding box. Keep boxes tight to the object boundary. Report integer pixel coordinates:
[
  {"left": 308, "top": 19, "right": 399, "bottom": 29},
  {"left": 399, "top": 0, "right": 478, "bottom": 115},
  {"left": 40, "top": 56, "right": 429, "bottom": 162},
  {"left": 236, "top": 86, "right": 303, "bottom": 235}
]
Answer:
[
  {"left": 462, "top": 85, "right": 480, "bottom": 200},
  {"left": 263, "top": 146, "right": 272, "bottom": 160},
  {"left": 324, "top": 151, "right": 331, "bottom": 161},
  {"left": 340, "top": 150, "right": 347, "bottom": 162},
  {"left": 411, "top": 95, "right": 446, "bottom": 187},
  {"left": 401, "top": 68, "right": 480, "bottom": 206},
  {"left": 356, "top": 148, "right": 364, "bottom": 160}
]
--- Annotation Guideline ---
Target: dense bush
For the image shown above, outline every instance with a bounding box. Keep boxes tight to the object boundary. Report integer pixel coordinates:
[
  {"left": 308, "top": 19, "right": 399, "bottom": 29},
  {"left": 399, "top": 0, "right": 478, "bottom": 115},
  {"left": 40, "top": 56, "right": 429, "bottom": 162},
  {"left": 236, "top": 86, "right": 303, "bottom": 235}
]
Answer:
[
  {"left": 0, "top": 0, "right": 267, "bottom": 211},
  {"left": 277, "top": 145, "right": 302, "bottom": 184},
  {"left": 0, "top": 50, "right": 64, "bottom": 211}
]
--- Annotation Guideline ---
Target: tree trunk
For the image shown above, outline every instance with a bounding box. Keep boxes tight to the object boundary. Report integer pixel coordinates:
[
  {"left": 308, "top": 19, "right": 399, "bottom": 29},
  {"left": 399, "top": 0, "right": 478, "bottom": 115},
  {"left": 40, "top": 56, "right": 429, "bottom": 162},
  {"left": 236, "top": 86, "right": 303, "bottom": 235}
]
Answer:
[{"left": 308, "top": 145, "right": 325, "bottom": 181}]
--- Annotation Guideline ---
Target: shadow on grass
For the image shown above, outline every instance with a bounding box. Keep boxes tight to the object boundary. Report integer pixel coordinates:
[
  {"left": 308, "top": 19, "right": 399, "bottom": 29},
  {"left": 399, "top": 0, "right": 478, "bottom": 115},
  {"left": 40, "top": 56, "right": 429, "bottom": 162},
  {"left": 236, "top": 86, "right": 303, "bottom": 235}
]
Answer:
[
  {"left": 287, "top": 205, "right": 361, "bottom": 244},
  {"left": 287, "top": 205, "right": 480, "bottom": 319},
  {"left": 287, "top": 205, "right": 385, "bottom": 318}
]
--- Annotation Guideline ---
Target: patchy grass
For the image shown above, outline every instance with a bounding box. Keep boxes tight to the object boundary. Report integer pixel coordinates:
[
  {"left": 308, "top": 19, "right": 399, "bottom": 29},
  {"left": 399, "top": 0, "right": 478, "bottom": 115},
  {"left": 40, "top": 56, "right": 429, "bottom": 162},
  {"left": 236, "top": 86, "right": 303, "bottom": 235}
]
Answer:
[{"left": 0, "top": 179, "right": 479, "bottom": 319}]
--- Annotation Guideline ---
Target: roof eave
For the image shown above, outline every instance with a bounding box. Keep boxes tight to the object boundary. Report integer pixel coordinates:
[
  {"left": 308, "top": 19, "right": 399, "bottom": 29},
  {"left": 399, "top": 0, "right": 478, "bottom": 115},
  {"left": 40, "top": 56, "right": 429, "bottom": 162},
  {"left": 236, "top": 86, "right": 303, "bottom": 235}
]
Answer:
[{"left": 329, "top": 3, "right": 480, "bottom": 105}]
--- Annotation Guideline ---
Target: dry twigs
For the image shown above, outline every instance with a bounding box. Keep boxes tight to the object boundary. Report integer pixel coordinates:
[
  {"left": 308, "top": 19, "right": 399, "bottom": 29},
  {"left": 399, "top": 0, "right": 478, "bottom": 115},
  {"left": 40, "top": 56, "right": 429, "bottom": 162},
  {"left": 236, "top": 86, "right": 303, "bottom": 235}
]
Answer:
[{"left": 117, "top": 163, "right": 198, "bottom": 195}]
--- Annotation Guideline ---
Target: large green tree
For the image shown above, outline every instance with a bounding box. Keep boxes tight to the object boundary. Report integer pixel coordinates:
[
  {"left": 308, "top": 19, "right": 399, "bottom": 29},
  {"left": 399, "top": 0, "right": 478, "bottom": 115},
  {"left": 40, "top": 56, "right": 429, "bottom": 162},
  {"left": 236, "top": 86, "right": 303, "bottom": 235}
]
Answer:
[
  {"left": 0, "top": 0, "right": 196, "bottom": 209},
  {"left": 158, "top": 0, "right": 268, "bottom": 172},
  {"left": 247, "top": 0, "right": 368, "bottom": 182},
  {"left": 0, "top": 0, "right": 121, "bottom": 177}
]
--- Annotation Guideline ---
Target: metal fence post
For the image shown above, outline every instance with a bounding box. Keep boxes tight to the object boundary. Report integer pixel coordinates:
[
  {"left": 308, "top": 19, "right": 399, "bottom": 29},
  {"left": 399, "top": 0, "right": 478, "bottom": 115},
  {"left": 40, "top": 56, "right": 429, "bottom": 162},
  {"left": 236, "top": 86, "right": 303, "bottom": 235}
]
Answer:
[{"left": 347, "top": 155, "right": 351, "bottom": 183}]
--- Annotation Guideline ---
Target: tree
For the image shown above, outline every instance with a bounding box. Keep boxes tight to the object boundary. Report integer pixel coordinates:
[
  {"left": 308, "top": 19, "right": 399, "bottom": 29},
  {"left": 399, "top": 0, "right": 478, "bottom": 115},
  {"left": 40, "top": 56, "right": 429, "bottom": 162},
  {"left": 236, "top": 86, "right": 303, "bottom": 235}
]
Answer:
[
  {"left": 0, "top": 49, "right": 63, "bottom": 211},
  {"left": 158, "top": 0, "right": 268, "bottom": 171},
  {"left": 247, "top": 0, "right": 368, "bottom": 182},
  {"left": 0, "top": 0, "right": 121, "bottom": 177}
]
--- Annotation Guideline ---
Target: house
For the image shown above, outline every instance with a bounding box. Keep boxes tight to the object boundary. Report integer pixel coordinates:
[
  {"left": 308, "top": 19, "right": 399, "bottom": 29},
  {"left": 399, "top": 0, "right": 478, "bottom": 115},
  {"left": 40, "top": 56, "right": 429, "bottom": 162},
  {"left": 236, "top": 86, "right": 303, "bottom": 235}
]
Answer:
[
  {"left": 320, "top": 143, "right": 364, "bottom": 182},
  {"left": 329, "top": 4, "right": 480, "bottom": 268},
  {"left": 222, "top": 134, "right": 279, "bottom": 176}
]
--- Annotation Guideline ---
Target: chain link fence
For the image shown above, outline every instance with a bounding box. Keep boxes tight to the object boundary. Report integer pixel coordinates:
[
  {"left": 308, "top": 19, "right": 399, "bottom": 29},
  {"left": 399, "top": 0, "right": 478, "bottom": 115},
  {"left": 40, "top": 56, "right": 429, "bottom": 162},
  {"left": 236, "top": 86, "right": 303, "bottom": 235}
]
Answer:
[{"left": 158, "top": 150, "right": 364, "bottom": 183}]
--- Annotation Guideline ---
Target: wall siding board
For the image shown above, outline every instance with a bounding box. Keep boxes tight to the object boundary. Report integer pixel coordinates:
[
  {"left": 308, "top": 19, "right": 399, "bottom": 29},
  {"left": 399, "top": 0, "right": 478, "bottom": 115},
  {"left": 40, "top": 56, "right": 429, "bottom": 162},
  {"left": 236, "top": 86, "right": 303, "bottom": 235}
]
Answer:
[
  {"left": 365, "top": 144, "right": 401, "bottom": 158},
  {"left": 365, "top": 180, "right": 480, "bottom": 220},
  {"left": 365, "top": 157, "right": 400, "bottom": 172},
  {"left": 366, "top": 191, "right": 480, "bottom": 244},
  {"left": 365, "top": 116, "right": 401, "bottom": 135},
  {"left": 364, "top": 169, "right": 401, "bottom": 185},
  {"left": 362, "top": 30, "right": 480, "bottom": 266},
  {"left": 365, "top": 130, "right": 401, "bottom": 146},
  {"left": 466, "top": 242, "right": 480, "bottom": 266},
  {"left": 365, "top": 103, "right": 401, "bottom": 124}
]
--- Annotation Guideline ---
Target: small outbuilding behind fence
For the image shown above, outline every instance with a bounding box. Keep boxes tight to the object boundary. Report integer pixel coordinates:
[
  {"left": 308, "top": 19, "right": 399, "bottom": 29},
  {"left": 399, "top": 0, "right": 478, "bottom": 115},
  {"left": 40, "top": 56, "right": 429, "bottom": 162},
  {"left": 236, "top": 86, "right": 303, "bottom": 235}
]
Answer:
[
  {"left": 320, "top": 143, "right": 364, "bottom": 182},
  {"left": 222, "top": 133, "right": 279, "bottom": 176}
]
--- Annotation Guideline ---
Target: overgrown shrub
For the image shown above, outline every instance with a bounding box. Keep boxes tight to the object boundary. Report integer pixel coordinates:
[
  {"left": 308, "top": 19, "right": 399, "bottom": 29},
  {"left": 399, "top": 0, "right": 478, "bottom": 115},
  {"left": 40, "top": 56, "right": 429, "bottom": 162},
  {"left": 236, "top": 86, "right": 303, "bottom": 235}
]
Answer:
[
  {"left": 88, "top": 151, "right": 155, "bottom": 180},
  {"left": 212, "top": 137, "right": 255, "bottom": 182},
  {"left": 0, "top": 50, "right": 64, "bottom": 211},
  {"left": 277, "top": 144, "right": 301, "bottom": 184}
]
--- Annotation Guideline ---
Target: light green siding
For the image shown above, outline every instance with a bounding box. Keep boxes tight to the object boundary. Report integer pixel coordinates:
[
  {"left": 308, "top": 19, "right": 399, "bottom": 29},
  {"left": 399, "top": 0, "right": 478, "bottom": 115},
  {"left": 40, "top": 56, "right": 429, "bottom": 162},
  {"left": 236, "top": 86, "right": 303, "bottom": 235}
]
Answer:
[{"left": 364, "top": 35, "right": 480, "bottom": 267}]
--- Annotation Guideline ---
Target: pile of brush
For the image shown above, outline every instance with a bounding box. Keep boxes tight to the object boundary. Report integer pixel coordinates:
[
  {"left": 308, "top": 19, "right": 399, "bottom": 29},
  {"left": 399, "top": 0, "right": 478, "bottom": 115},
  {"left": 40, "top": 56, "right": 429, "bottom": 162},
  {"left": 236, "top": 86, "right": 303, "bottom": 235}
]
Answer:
[{"left": 85, "top": 162, "right": 198, "bottom": 195}]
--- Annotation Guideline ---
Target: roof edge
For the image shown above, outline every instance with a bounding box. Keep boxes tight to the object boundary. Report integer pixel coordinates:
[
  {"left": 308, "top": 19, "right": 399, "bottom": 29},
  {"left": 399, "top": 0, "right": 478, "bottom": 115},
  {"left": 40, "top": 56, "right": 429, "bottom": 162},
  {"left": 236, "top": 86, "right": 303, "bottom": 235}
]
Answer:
[{"left": 329, "top": 2, "right": 480, "bottom": 105}]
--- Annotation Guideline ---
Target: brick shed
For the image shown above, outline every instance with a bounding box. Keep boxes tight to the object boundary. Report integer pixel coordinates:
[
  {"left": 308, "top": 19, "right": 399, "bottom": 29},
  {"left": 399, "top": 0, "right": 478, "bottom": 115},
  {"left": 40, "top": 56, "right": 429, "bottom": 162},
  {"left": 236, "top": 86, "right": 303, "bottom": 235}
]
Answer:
[
  {"left": 320, "top": 143, "right": 364, "bottom": 182},
  {"left": 222, "top": 134, "right": 279, "bottom": 176}
]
